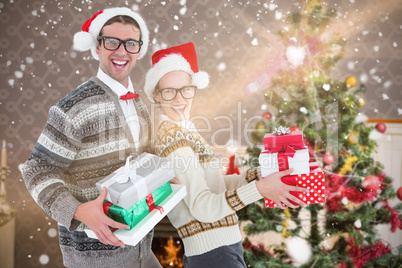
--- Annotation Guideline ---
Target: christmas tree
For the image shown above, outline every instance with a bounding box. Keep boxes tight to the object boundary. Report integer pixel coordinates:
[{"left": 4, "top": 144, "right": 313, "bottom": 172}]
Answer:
[{"left": 239, "top": 1, "right": 402, "bottom": 267}]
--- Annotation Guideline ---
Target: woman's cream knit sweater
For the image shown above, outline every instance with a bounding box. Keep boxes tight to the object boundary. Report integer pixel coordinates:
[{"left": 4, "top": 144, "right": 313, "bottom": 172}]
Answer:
[{"left": 154, "top": 119, "right": 262, "bottom": 256}]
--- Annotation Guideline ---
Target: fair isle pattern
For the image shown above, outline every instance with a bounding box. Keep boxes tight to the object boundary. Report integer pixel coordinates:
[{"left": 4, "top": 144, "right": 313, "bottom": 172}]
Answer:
[
  {"left": 225, "top": 190, "right": 246, "bottom": 211},
  {"left": 37, "top": 134, "right": 76, "bottom": 160},
  {"left": 58, "top": 80, "right": 105, "bottom": 112},
  {"left": 245, "top": 167, "right": 259, "bottom": 183},
  {"left": 155, "top": 120, "right": 215, "bottom": 163},
  {"left": 177, "top": 214, "right": 239, "bottom": 239},
  {"left": 58, "top": 225, "right": 119, "bottom": 251},
  {"left": 72, "top": 101, "right": 116, "bottom": 129},
  {"left": 76, "top": 140, "right": 131, "bottom": 160}
]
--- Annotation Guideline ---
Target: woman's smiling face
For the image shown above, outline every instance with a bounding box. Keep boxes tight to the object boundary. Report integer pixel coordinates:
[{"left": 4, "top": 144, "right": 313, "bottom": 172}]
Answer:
[{"left": 154, "top": 71, "right": 193, "bottom": 122}]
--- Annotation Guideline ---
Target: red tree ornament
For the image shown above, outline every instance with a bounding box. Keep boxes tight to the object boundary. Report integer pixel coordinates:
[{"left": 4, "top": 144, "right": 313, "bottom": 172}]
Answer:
[
  {"left": 362, "top": 175, "right": 381, "bottom": 192},
  {"left": 375, "top": 123, "right": 386, "bottom": 133},
  {"left": 261, "top": 112, "right": 271, "bottom": 120},
  {"left": 323, "top": 154, "right": 334, "bottom": 165},
  {"left": 290, "top": 126, "right": 301, "bottom": 132},
  {"left": 397, "top": 187, "right": 402, "bottom": 201},
  {"left": 227, "top": 154, "right": 240, "bottom": 175}
]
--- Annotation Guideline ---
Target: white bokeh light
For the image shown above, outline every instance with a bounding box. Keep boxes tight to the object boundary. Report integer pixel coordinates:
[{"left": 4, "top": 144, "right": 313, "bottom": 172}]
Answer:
[
  {"left": 39, "top": 254, "right": 49, "bottom": 265},
  {"left": 47, "top": 228, "right": 57, "bottom": 238}
]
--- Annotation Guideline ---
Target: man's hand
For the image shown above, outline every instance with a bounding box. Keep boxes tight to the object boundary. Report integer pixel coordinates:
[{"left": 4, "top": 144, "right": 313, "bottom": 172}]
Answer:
[
  {"left": 169, "top": 177, "right": 179, "bottom": 184},
  {"left": 74, "top": 187, "right": 130, "bottom": 247},
  {"left": 255, "top": 168, "right": 309, "bottom": 209}
]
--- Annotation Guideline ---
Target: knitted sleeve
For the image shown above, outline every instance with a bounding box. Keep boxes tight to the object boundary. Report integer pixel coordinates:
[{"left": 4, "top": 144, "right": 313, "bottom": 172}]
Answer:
[
  {"left": 222, "top": 166, "right": 262, "bottom": 191},
  {"left": 22, "top": 104, "right": 83, "bottom": 231},
  {"left": 155, "top": 122, "right": 262, "bottom": 223},
  {"left": 21, "top": 80, "right": 109, "bottom": 231}
]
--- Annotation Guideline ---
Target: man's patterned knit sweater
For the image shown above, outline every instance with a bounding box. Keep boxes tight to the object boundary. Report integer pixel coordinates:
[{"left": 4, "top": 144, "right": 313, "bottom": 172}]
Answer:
[
  {"left": 21, "top": 77, "right": 152, "bottom": 268},
  {"left": 154, "top": 119, "right": 263, "bottom": 257}
]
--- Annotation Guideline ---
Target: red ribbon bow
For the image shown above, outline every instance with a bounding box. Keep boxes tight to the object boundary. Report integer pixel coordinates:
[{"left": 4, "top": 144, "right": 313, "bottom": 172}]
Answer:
[
  {"left": 120, "top": 92, "right": 139, "bottom": 100},
  {"left": 267, "top": 143, "right": 306, "bottom": 157},
  {"left": 266, "top": 143, "right": 306, "bottom": 171}
]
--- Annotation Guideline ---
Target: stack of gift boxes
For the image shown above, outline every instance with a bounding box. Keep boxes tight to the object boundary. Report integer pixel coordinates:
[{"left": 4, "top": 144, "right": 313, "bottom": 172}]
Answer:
[
  {"left": 259, "top": 127, "right": 326, "bottom": 208},
  {"left": 85, "top": 153, "right": 186, "bottom": 245}
]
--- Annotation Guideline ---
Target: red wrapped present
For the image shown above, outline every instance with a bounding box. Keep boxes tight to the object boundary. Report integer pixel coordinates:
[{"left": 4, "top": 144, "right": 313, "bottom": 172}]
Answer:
[
  {"left": 260, "top": 129, "right": 309, "bottom": 176},
  {"left": 263, "top": 130, "right": 303, "bottom": 151},
  {"left": 264, "top": 162, "right": 326, "bottom": 208}
]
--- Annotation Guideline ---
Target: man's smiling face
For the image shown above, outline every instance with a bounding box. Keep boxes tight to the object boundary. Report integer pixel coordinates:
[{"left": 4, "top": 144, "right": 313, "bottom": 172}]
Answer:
[{"left": 96, "top": 22, "right": 141, "bottom": 88}]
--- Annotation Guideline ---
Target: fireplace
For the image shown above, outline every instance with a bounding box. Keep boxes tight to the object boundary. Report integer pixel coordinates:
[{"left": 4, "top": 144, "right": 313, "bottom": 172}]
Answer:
[{"left": 153, "top": 217, "right": 184, "bottom": 267}]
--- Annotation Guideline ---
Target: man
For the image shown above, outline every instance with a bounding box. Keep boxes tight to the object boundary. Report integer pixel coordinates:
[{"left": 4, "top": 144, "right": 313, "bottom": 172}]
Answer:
[{"left": 21, "top": 7, "right": 161, "bottom": 268}]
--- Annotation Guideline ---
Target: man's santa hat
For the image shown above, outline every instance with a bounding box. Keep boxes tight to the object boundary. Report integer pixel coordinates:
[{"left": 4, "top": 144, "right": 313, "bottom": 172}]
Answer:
[
  {"left": 144, "top": 42, "right": 209, "bottom": 103},
  {"left": 73, "top": 7, "right": 149, "bottom": 60}
]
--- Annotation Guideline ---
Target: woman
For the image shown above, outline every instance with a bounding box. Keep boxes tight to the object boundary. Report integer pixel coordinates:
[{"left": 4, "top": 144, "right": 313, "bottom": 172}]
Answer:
[{"left": 144, "top": 42, "right": 307, "bottom": 268}]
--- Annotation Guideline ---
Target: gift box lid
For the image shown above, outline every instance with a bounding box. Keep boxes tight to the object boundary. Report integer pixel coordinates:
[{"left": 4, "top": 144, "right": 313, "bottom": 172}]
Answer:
[
  {"left": 97, "top": 153, "right": 175, "bottom": 209},
  {"left": 263, "top": 130, "right": 303, "bottom": 150}
]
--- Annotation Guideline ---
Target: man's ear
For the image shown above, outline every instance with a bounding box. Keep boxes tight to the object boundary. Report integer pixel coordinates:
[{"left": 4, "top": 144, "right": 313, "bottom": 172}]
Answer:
[{"left": 96, "top": 43, "right": 101, "bottom": 56}]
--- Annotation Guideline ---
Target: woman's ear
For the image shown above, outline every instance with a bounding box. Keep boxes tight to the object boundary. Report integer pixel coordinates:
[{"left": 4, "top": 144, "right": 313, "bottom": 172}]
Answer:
[{"left": 153, "top": 92, "right": 161, "bottom": 103}]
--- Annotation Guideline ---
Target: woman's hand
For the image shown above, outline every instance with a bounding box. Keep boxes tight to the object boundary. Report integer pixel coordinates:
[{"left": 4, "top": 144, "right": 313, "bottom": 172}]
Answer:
[{"left": 255, "top": 168, "right": 308, "bottom": 209}]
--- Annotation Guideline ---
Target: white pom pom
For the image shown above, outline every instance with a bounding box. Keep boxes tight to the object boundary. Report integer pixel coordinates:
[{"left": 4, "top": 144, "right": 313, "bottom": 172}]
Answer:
[
  {"left": 286, "top": 237, "right": 312, "bottom": 265},
  {"left": 192, "top": 71, "right": 209, "bottom": 89},
  {"left": 369, "top": 129, "right": 382, "bottom": 140},
  {"left": 354, "top": 113, "right": 368, "bottom": 124},
  {"left": 354, "top": 219, "right": 362, "bottom": 229},
  {"left": 73, "top": 31, "right": 96, "bottom": 52}
]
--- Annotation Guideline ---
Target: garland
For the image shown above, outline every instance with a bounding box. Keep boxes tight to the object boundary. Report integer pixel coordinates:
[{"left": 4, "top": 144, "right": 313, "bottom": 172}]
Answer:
[
  {"left": 324, "top": 172, "right": 385, "bottom": 213},
  {"left": 337, "top": 239, "right": 391, "bottom": 268}
]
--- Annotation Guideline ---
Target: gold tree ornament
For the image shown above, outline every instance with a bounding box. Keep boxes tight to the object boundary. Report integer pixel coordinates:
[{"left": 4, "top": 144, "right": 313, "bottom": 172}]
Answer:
[
  {"left": 357, "top": 97, "right": 366, "bottom": 107},
  {"left": 347, "top": 131, "right": 359, "bottom": 145},
  {"left": 345, "top": 75, "right": 358, "bottom": 88}
]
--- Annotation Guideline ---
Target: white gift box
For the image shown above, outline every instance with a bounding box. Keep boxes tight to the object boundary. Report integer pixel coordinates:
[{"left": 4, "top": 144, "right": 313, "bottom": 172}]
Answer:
[
  {"left": 259, "top": 148, "right": 310, "bottom": 177},
  {"left": 85, "top": 184, "right": 187, "bottom": 246},
  {"left": 96, "top": 153, "right": 175, "bottom": 209}
]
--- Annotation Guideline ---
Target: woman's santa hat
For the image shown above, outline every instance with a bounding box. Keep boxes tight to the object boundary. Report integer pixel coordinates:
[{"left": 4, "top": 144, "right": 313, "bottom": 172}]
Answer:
[
  {"left": 73, "top": 7, "right": 149, "bottom": 60},
  {"left": 144, "top": 42, "right": 209, "bottom": 103}
]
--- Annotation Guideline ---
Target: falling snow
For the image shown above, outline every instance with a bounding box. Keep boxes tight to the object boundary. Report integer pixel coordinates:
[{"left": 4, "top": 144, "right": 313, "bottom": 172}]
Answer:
[
  {"left": 217, "top": 62, "right": 226, "bottom": 71},
  {"left": 251, "top": 38, "right": 258, "bottom": 46}
]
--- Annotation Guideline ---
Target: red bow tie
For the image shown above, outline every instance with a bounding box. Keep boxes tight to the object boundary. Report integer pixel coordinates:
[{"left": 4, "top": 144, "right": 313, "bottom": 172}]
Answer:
[{"left": 120, "top": 92, "right": 139, "bottom": 100}]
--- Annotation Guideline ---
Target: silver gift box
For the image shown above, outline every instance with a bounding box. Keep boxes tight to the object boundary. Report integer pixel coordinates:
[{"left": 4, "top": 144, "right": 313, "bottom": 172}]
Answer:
[{"left": 96, "top": 153, "right": 175, "bottom": 209}]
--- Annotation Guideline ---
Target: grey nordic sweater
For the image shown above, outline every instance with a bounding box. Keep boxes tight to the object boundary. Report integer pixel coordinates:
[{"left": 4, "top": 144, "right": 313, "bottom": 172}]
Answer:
[{"left": 22, "top": 77, "right": 153, "bottom": 268}]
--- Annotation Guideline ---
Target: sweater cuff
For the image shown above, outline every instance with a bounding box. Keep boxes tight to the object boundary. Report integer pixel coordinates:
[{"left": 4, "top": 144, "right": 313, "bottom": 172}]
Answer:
[
  {"left": 245, "top": 167, "right": 261, "bottom": 183},
  {"left": 52, "top": 192, "right": 83, "bottom": 231},
  {"left": 236, "top": 180, "right": 263, "bottom": 206}
]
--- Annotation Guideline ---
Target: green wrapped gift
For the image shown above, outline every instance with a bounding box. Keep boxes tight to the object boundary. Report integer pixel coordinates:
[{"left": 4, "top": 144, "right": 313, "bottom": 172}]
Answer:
[{"left": 103, "top": 182, "right": 173, "bottom": 229}]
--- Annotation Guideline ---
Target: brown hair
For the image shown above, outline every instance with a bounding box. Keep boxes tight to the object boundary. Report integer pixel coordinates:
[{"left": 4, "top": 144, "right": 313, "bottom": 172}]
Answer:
[{"left": 99, "top": 15, "right": 141, "bottom": 40}]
